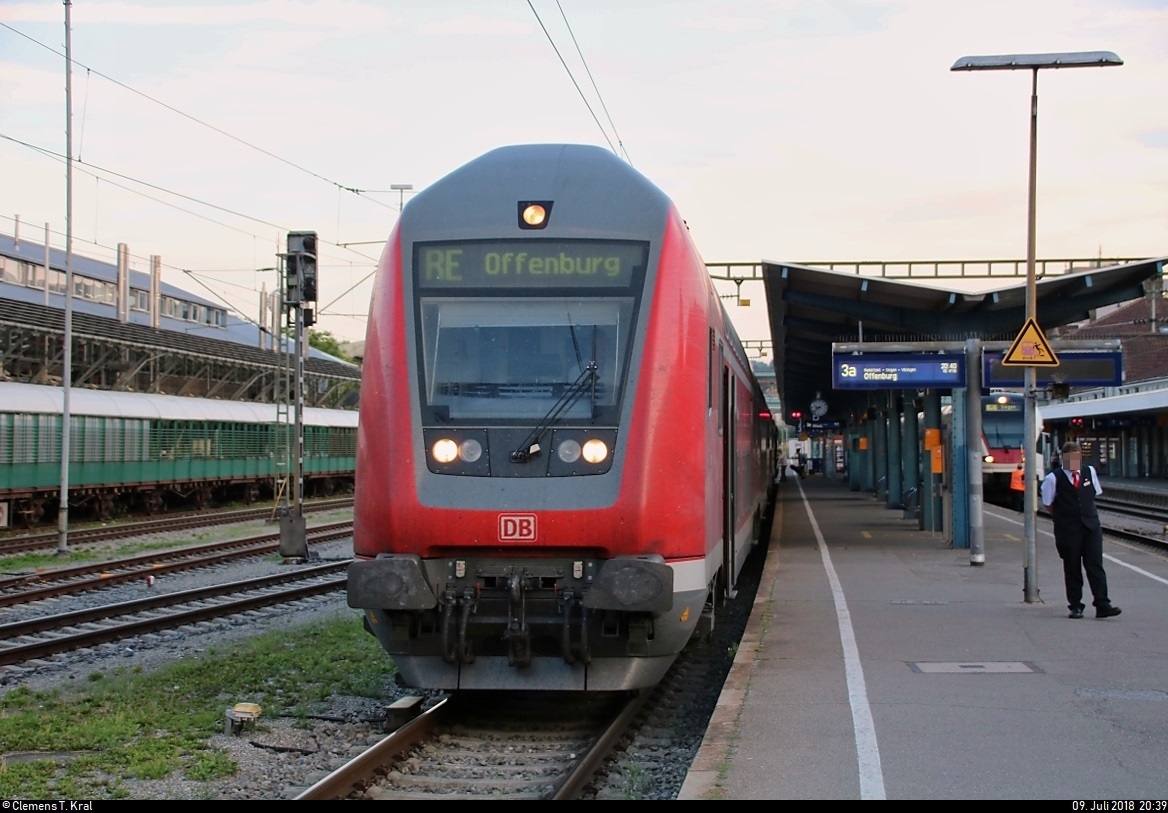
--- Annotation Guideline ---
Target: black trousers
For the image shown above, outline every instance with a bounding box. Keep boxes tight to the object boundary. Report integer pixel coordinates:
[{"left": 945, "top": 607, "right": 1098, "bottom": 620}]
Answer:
[{"left": 1055, "top": 523, "right": 1110, "bottom": 610}]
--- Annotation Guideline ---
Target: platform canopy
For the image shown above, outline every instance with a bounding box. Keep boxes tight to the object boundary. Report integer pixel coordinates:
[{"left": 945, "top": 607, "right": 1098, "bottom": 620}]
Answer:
[{"left": 762, "top": 257, "right": 1167, "bottom": 424}]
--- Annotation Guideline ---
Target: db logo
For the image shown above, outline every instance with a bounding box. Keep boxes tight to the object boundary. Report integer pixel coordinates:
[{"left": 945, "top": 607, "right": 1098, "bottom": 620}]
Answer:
[{"left": 499, "top": 513, "right": 537, "bottom": 541}]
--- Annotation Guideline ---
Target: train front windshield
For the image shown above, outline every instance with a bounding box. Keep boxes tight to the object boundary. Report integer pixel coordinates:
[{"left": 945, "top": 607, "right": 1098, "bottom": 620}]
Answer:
[
  {"left": 984, "top": 399, "right": 1025, "bottom": 448},
  {"left": 414, "top": 239, "right": 647, "bottom": 424},
  {"left": 419, "top": 300, "right": 631, "bottom": 421}
]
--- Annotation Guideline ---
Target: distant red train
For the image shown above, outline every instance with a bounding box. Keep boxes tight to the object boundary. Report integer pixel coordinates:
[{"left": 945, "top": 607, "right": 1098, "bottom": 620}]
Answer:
[
  {"left": 978, "top": 392, "right": 1045, "bottom": 495},
  {"left": 941, "top": 391, "right": 1046, "bottom": 500},
  {"left": 347, "top": 144, "right": 778, "bottom": 691}
]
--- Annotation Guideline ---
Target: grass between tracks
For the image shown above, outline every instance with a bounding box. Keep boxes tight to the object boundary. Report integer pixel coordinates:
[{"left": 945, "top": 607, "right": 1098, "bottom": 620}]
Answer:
[
  {"left": 0, "top": 613, "right": 389, "bottom": 800},
  {"left": 1, "top": 533, "right": 252, "bottom": 573}
]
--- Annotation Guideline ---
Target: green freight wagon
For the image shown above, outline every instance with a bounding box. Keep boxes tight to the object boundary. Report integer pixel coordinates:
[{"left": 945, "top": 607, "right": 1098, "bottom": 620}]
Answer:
[{"left": 0, "top": 381, "right": 357, "bottom": 526}]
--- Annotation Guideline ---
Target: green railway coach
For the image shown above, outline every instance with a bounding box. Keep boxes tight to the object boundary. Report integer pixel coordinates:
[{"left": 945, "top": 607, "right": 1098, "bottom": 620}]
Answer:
[{"left": 0, "top": 381, "right": 358, "bottom": 526}]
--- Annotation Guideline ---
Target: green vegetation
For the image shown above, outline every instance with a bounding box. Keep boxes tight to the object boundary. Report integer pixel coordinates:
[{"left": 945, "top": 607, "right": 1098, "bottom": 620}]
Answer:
[
  {"left": 307, "top": 329, "right": 354, "bottom": 362},
  {"left": 2, "top": 537, "right": 212, "bottom": 573},
  {"left": 618, "top": 758, "right": 651, "bottom": 799},
  {"left": 0, "top": 613, "right": 390, "bottom": 799}
]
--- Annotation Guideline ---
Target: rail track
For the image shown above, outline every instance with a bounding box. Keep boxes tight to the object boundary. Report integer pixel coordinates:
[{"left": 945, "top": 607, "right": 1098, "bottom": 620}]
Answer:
[
  {"left": 0, "top": 517, "right": 356, "bottom": 674},
  {"left": 1096, "top": 495, "right": 1167, "bottom": 525},
  {"left": 0, "top": 521, "right": 354, "bottom": 608},
  {"left": 2, "top": 497, "right": 769, "bottom": 800},
  {"left": 295, "top": 690, "right": 648, "bottom": 800},
  {"left": 0, "top": 562, "right": 347, "bottom": 668},
  {"left": 0, "top": 498, "right": 354, "bottom": 556},
  {"left": 988, "top": 488, "right": 1168, "bottom": 552}
]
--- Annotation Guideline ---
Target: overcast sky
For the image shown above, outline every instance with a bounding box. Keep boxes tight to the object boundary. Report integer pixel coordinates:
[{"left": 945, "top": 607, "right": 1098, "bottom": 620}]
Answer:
[{"left": 2, "top": 0, "right": 1165, "bottom": 345}]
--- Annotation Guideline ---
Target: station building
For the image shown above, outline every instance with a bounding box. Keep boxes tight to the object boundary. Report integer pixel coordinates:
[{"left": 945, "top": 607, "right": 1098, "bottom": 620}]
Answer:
[{"left": 0, "top": 231, "right": 360, "bottom": 406}]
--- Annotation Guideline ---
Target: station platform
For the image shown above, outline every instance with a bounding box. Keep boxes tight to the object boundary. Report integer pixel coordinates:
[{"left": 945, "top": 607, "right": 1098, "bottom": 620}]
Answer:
[
  {"left": 1098, "top": 476, "right": 1168, "bottom": 504},
  {"left": 679, "top": 472, "right": 1168, "bottom": 800}
]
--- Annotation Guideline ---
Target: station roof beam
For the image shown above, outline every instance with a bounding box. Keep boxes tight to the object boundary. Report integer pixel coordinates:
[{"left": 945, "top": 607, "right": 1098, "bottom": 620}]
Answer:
[{"left": 762, "top": 257, "right": 1167, "bottom": 418}]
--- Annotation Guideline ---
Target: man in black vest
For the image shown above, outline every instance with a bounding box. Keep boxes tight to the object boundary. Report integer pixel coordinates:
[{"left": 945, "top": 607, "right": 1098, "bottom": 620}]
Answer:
[{"left": 1040, "top": 441, "right": 1121, "bottom": 620}]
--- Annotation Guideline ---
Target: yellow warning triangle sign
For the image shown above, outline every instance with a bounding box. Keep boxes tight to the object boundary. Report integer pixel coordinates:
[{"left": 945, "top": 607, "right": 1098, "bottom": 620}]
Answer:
[{"left": 1002, "top": 318, "right": 1059, "bottom": 367}]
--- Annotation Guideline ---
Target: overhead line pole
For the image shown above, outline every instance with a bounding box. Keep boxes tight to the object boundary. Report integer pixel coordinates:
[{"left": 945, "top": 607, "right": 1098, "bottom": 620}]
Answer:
[{"left": 57, "top": 0, "right": 74, "bottom": 556}]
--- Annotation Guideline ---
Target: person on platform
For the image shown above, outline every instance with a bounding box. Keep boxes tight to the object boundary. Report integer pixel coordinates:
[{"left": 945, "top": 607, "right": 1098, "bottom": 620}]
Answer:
[
  {"left": 1040, "top": 441, "right": 1121, "bottom": 620},
  {"left": 1010, "top": 462, "right": 1026, "bottom": 512}
]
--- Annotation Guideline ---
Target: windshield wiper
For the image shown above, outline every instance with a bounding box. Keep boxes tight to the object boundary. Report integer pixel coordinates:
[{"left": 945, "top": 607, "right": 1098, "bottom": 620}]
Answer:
[{"left": 510, "top": 361, "right": 598, "bottom": 463}]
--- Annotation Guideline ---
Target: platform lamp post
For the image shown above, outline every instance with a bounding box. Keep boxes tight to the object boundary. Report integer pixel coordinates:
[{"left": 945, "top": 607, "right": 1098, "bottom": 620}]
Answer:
[{"left": 951, "top": 51, "right": 1123, "bottom": 603}]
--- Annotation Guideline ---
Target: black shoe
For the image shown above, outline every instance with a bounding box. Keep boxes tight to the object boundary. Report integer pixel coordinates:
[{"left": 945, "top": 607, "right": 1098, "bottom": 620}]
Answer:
[
  {"left": 1096, "top": 606, "right": 1122, "bottom": 619},
  {"left": 1068, "top": 608, "right": 1084, "bottom": 619}
]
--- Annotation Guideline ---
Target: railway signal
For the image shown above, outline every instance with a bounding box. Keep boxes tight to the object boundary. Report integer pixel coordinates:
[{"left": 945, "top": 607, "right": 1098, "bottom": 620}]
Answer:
[
  {"left": 285, "top": 231, "right": 318, "bottom": 306},
  {"left": 280, "top": 230, "right": 318, "bottom": 561}
]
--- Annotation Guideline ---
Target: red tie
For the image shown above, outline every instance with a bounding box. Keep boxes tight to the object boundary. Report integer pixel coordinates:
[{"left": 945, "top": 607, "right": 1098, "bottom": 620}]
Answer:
[{"left": 1072, "top": 471, "right": 1079, "bottom": 488}]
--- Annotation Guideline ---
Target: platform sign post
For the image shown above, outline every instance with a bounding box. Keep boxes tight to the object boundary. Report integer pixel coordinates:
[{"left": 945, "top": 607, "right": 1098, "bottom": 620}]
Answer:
[{"left": 1002, "top": 318, "right": 1059, "bottom": 603}]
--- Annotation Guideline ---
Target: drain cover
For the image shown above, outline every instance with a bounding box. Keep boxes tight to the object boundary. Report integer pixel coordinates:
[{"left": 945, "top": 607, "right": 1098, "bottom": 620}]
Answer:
[{"left": 909, "top": 661, "right": 1038, "bottom": 674}]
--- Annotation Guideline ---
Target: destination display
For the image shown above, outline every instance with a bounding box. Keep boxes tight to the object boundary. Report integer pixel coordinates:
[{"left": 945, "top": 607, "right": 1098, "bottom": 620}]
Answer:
[
  {"left": 832, "top": 353, "right": 966, "bottom": 389},
  {"left": 416, "top": 240, "right": 646, "bottom": 289},
  {"left": 984, "top": 351, "right": 1123, "bottom": 387}
]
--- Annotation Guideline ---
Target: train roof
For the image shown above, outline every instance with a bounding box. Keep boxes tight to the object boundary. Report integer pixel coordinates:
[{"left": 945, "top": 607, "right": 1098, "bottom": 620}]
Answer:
[
  {"left": 0, "top": 382, "right": 359, "bottom": 428},
  {"left": 407, "top": 144, "right": 671, "bottom": 239}
]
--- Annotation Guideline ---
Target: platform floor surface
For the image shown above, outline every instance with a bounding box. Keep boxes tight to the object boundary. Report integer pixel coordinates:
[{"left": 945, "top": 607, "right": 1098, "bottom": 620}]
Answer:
[{"left": 679, "top": 473, "right": 1168, "bottom": 801}]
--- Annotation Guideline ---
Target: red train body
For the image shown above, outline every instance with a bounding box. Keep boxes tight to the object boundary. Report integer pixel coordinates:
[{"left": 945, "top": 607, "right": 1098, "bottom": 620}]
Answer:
[{"left": 347, "top": 144, "right": 777, "bottom": 691}]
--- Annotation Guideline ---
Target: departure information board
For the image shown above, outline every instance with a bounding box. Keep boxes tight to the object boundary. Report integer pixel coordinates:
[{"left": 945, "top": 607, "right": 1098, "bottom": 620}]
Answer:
[
  {"left": 832, "top": 353, "right": 967, "bottom": 389},
  {"left": 984, "top": 351, "right": 1123, "bottom": 387}
]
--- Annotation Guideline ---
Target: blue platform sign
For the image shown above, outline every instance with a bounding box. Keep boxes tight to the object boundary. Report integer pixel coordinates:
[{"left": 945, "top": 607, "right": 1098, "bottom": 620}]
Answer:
[
  {"left": 832, "top": 353, "right": 966, "bottom": 389},
  {"left": 984, "top": 351, "right": 1123, "bottom": 387}
]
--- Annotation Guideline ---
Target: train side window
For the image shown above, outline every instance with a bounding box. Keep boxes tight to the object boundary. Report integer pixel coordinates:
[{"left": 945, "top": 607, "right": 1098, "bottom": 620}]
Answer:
[{"left": 37, "top": 414, "right": 56, "bottom": 463}]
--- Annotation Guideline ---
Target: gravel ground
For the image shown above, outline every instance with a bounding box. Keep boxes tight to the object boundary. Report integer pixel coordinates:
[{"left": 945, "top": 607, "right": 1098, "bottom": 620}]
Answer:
[
  {"left": 0, "top": 526, "right": 403, "bottom": 800},
  {"left": 7, "top": 496, "right": 1158, "bottom": 800},
  {"left": 1, "top": 516, "right": 763, "bottom": 800}
]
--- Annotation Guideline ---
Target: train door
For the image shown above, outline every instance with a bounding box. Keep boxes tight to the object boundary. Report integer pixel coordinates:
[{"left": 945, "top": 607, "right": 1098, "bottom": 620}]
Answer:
[{"left": 720, "top": 361, "right": 738, "bottom": 601}]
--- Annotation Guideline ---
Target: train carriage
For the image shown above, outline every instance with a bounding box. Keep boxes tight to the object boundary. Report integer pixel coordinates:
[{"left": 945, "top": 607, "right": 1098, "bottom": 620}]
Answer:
[
  {"left": 347, "top": 144, "right": 777, "bottom": 692},
  {"left": 0, "top": 381, "right": 357, "bottom": 525}
]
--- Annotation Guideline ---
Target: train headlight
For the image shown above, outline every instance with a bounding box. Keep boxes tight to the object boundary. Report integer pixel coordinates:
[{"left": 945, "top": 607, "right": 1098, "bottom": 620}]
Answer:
[
  {"left": 460, "top": 438, "right": 483, "bottom": 462},
  {"left": 433, "top": 437, "right": 484, "bottom": 463},
  {"left": 984, "top": 454, "right": 995, "bottom": 464},
  {"left": 518, "top": 200, "right": 553, "bottom": 229},
  {"left": 546, "top": 429, "right": 616, "bottom": 475},
  {"left": 557, "top": 438, "right": 582, "bottom": 463},
  {"left": 582, "top": 439, "right": 608, "bottom": 464},
  {"left": 424, "top": 429, "right": 490, "bottom": 476},
  {"left": 432, "top": 438, "right": 459, "bottom": 464}
]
